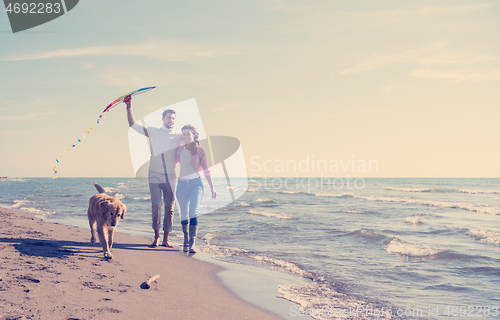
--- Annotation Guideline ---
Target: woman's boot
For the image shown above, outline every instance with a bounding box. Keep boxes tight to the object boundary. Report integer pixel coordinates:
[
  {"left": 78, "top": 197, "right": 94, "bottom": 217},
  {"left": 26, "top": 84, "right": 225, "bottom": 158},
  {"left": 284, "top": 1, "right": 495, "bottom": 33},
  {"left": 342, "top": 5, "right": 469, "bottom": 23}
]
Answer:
[
  {"left": 188, "top": 225, "right": 198, "bottom": 253},
  {"left": 182, "top": 224, "right": 189, "bottom": 252}
]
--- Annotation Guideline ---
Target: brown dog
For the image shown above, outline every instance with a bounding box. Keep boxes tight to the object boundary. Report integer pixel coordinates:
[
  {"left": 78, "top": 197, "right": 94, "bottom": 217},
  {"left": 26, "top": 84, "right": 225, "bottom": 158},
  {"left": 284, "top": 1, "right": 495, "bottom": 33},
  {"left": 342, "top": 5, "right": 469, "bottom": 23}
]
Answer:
[{"left": 87, "top": 183, "right": 126, "bottom": 260}]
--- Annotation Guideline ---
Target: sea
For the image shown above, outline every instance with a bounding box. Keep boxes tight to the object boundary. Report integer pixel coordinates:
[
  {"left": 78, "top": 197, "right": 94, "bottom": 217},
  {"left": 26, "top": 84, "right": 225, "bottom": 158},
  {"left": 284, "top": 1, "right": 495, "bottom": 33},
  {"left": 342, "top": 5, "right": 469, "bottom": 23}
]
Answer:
[{"left": 1, "top": 177, "right": 499, "bottom": 319}]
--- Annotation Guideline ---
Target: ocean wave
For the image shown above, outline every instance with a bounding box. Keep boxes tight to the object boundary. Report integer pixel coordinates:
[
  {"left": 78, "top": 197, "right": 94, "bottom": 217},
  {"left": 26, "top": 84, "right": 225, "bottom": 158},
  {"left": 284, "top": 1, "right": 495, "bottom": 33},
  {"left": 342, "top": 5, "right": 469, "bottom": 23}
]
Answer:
[
  {"left": 386, "top": 187, "right": 500, "bottom": 195},
  {"left": 278, "top": 283, "right": 393, "bottom": 320},
  {"left": 469, "top": 230, "right": 500, "bottom": 246},
  {"left": 253, "top": 255, "right": 316, "bottom": 279},
  {"left": 404, "top": 216, "right": 423, "bottom": 226},
  {"left": 386, "top": 238, "right": 444, "bottom": 257},
  {"left": 246, "top": 189, "right": 259, "bottom": 192},
  {"left": 346, "top": 229, "right": 388, "bottom": 243},
  {"left": 386, "top": 187, "right": 456, "bottom": 193},
  {"left": 234, "top": 202, "right": 252, "bottom": 207},
  {"left": 341, "top": 210, "right": 380, "bottom": 215},
  {"left": 248, "top": 210, "right": 293, "bottom": 220},
  {"left": 201, "top": 236, "right": 316, "bottom": 280},
  {"left": 316, "top": 193, "right": 355, "bottom": 198},
  {"left": 316, "top": 193, "right": 500, "bottom": 215},
  {"left": 202, "top": 232, "right": 219, "bottom": 242},
  {"left": 114, "top": 193, "right": 125, "bottom": 200},
  {"left": 422, "top": 284, "right": 471, "bottom": 292},
  {"left": 256, "top": 198, "right": 279, "bottom": 203},
  {"left": 279, "top": 190, "right": 304, "bottom": 194},
  {"left": 11, "top": 200, "right": 54, "bottom": 215}
]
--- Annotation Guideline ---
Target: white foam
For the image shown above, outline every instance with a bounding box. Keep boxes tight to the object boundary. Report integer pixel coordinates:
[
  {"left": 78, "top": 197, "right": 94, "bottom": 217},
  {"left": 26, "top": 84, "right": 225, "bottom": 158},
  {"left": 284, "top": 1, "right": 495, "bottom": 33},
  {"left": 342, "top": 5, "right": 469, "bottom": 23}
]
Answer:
[
  {"left": 342, "top": 210, "right": 364, "bottom": 214},
  {"left": 386, "top": 238, "right": 443, "bottom": 257},
  {"left": 469, "top": 230, "right": 500, "bottom": 246},
  {"left": 200, "top": 244, "right": 250, "bottom": 257},
  {"left": 278, "top": 283, "right": 392, "bottom": 320},
  {"left": 133, "top": 197, "right": 150, "bottom": 200},
  {"left": 11, "top": 199, "right": 28, "bottom": 209},
  {"left": 105, "top": 187, "right": 118, "bottom": 192},
  {"left": 114, "top": 193, "right": 125, "bottom": 200},
  {"left": 201, "top": 237, "right": 315, "bottom": 280},
  {"left": 459, "top": 189, "right": 500, "bottom": 195},
  {"left": 404, "top": 216, "right": 423, "bottom": 226},
  {"left": 248, "top": 210, "right": 293, "bottom": 220}
]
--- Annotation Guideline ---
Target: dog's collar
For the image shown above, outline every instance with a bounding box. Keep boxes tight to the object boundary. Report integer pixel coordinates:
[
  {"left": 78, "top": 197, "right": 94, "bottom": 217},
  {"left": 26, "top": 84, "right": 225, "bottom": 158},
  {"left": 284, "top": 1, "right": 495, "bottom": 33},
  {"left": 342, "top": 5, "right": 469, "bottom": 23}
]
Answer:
[{"left": 161, "top": 125, "right": 174, "bottom": 133}]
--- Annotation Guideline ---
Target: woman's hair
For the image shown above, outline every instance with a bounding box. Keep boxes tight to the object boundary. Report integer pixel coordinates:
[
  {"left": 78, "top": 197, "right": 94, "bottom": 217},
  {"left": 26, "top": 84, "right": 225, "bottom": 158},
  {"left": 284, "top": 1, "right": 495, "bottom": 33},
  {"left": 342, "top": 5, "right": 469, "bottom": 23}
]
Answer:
[{"left": 182, "top": 124, "right": 200, "bottom": 155}]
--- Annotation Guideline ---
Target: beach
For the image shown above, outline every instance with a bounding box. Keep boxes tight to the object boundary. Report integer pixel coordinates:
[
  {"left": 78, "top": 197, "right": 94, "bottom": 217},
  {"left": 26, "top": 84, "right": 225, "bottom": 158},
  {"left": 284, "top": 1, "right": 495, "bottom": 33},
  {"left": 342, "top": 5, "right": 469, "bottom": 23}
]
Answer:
[
  {"left": 1, "top": 177, "right": 500, "bottom": 319},
  {"left": 0, "top": 207, "right": 283, "bottom": 320}
]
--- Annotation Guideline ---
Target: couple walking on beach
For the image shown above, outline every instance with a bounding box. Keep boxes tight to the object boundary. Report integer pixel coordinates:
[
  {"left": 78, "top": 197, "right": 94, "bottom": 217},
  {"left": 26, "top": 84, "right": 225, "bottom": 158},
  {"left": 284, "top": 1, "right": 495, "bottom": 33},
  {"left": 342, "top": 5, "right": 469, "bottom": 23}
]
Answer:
[{"left": 124, "top": 96, "right": 217, "bottom": 253}]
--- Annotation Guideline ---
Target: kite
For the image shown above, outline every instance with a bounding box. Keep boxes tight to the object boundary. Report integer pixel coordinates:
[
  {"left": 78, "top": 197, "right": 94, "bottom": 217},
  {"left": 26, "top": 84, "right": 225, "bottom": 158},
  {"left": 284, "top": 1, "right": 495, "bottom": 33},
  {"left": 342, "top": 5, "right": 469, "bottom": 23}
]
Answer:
[
  {"left": 52, "top": 86, "right": 156, "bottom": 178},
  {"left": 102, "top": 86, "right": 156, "bottom": 113}
]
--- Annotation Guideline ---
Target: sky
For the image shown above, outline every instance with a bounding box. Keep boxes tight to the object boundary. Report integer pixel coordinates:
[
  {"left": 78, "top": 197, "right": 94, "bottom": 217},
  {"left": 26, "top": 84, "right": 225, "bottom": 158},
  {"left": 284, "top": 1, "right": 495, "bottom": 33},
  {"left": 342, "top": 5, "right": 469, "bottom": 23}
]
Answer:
[{"left": 0, "top": 0, "right": 499, "bottom": 178}]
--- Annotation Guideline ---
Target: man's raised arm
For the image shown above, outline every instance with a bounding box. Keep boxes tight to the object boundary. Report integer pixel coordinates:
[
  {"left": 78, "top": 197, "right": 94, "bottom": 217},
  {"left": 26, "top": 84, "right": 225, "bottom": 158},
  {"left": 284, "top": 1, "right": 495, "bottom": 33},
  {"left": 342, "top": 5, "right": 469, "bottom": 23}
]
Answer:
[{"left": 125, "top": 95, "right": 148, "bottom": 137}]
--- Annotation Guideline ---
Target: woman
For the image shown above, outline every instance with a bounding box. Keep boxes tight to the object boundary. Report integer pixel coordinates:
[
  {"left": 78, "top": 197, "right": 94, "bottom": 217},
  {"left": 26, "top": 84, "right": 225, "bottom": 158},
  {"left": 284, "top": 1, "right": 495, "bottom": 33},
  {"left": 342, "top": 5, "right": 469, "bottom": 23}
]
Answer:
[{"left": 176, "top": 125, "right": 217, "bottom": 253}]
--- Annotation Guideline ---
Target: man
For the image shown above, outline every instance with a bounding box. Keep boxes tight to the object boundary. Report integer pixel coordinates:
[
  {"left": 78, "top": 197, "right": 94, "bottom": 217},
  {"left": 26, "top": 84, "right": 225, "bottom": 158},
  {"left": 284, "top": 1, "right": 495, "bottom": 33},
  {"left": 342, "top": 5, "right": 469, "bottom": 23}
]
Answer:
[{"left": 125, "top": 95, "right": 182, "bottom": 247}]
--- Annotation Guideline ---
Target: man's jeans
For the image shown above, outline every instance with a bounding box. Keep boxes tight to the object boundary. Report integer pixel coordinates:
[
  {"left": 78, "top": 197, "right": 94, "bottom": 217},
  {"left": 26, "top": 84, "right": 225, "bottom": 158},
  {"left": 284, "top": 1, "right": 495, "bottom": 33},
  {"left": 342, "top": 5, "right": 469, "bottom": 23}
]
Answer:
[{"left": 149, "top": 172, "right": 175, "bottom": 232}]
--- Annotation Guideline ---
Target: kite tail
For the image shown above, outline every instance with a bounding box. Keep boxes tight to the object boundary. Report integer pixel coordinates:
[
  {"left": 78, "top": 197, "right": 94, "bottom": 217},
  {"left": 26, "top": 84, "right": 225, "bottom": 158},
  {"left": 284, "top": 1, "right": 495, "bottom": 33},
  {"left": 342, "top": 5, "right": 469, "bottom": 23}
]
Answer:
[{"left": 94, "top": 183, "right": 106, "bottom": 194}]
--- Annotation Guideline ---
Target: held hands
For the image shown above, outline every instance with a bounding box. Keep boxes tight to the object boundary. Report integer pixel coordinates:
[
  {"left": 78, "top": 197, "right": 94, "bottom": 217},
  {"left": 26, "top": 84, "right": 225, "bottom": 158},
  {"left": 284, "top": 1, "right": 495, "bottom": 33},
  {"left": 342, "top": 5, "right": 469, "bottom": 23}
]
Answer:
[{"left": 123, "top": 95, "right": 131, "bottom": 108}]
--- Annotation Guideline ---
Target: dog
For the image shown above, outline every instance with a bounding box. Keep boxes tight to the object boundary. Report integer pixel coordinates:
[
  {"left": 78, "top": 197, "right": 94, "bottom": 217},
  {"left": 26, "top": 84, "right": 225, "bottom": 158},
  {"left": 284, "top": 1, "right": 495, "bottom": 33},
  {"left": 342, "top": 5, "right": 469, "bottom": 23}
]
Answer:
[{"left": 87, "top": 183, "right": 126, "bottom": 260}]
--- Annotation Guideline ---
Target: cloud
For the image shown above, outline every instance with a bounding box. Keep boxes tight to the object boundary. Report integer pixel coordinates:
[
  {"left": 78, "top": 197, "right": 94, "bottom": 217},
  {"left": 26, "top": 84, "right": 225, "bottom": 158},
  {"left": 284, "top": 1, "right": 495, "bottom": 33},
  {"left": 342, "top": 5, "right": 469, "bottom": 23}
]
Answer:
[
  {"left": 0, "top": 99, "right": 61, "bottom": 121},
  {"left": 0, "top": 130, "right": 24, "bottom": 135},
  {"left": 409, "top": 69, "right": 500, "bottom": 82},
  {"left": 0, "top": 98, "right": 59, "bottom": 108},
  {"left": 341, "top": 42, "right": 500, "bottom": 76},
  {"left": 419, "top": 53, "right": 500, "bottom": 65},
  {"left": 0, "top": 112, "right": 46, "bottom": 121},
  {"left": 382, "top": 84, "right": 415, "bottom": 93},
  {"left": 1, "top": 38, "right": 243, "bottom": 61},
  {"left": 341, "top": 42, "right": 448, "bottom": 75},
  {"left": 342, "top": 3, "right": 497, "bottom": 17},
  {"left": 95, "top": 66, "right": 224, "bottom": 90},
  {"left": 259, "top": 0, "right": 311, "bottom": 12},
  {"left": 211, "top": 103, "right": 242, "bottom": 113}
]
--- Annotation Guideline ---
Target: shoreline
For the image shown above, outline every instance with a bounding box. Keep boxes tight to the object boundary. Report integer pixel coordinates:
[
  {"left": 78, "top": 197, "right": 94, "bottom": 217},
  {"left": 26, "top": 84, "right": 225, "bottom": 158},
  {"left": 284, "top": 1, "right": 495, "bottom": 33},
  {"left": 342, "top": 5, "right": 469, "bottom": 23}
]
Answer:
[{"left": 0, "top": 207, "right": 297, "bottom": 319}]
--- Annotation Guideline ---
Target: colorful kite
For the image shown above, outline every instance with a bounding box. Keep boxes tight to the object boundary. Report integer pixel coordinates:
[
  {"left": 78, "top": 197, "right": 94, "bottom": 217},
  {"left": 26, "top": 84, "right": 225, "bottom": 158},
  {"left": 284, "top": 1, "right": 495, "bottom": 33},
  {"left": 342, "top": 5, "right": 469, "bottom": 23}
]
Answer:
[
  {"left": 52, "top": 87, "right": 156, "bottom": 178},
  {"left": 102, "top": 86, "right": 156, "bottom": 113}
]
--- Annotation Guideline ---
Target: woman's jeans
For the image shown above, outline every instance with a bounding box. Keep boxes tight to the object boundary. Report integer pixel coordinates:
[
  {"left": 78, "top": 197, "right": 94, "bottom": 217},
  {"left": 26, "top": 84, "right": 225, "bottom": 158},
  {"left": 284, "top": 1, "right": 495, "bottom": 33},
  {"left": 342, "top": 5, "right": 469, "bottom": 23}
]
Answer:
[{"left": 176, "top": 177, "right": 203, "bottom": 226}]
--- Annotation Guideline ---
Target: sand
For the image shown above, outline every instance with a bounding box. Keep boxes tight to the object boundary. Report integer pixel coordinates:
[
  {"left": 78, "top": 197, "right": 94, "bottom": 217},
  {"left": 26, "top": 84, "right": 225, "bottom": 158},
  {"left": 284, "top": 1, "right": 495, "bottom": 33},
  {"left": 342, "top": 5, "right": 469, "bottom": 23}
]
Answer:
[{"left": 0, "top": 207, "right": 283, "bottom": 320}]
